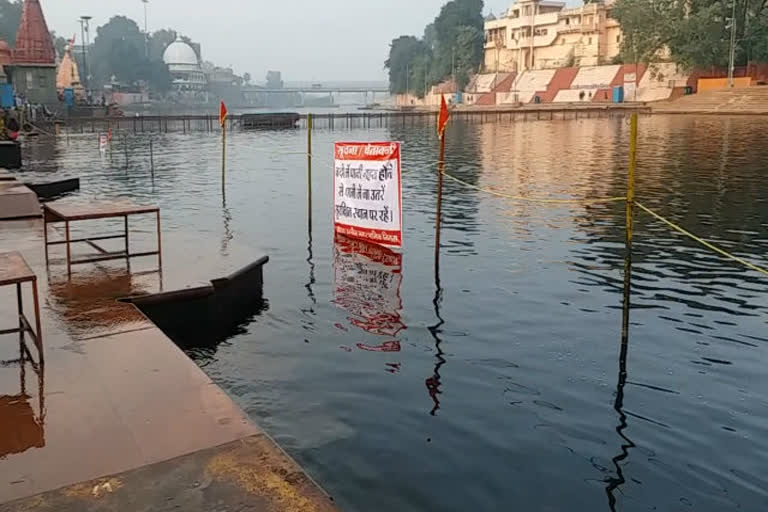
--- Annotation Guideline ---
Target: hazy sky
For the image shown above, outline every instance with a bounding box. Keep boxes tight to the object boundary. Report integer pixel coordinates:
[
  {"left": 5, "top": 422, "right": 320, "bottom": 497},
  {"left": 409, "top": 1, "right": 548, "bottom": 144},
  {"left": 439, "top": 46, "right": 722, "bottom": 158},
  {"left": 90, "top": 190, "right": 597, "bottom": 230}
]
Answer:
[{"left": 41, "top": 0, "right": 513, "bottom": 82}]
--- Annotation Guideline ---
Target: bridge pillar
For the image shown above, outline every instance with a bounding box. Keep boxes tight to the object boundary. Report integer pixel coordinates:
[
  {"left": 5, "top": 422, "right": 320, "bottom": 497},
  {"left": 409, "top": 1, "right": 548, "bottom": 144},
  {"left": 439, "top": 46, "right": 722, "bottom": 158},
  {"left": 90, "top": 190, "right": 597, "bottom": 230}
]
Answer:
[
  {"left": 364, "top": 91, "right": 368, "bottom": 106},
  {"left": 371, "top": 91, "right": 376, "bottom": 104}
]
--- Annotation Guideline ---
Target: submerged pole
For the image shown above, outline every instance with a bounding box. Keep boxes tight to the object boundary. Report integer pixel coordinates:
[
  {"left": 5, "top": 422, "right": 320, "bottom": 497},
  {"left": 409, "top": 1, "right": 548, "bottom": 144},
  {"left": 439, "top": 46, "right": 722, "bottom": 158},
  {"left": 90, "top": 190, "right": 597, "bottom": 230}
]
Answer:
[
  {"left": 622, "top": 112, "right": 638, "bottom": 344},
  {"left": 307, "top": 113, "right": 313, "bottom": 230},
  {"left": 436, "top": 134, "right": 445, "bottom": 264},
  {"left": 626, "top": 113, "right": 637, "bottom": 248},
  {"left": 150, "top": 138, "right": 155, "bottom": 179},
  {"left": 221, "top": 119, "right": 227, "bottom": 194}
]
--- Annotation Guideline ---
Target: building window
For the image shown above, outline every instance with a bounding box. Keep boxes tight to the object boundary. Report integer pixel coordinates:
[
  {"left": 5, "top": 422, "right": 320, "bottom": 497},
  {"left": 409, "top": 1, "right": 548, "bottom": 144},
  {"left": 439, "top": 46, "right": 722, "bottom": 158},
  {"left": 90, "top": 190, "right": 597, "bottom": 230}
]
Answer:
[
  {"left": 26, "top": 71, "right": 33, "bottom": 89},
  {"left": 541, "top": 29, "right": 547, "bottom": 36},
  {"left": 588, "top": 37, "right": 592, "bottom": 45},
  {"left": 616, "top": 35, "right": 621, "bottom": 43},
  {"left": 38, "top": 74, "right": 46, "bottom": 88},
  {"left": 565, "top": 18, "right": 570, "bottom": 25},
  {"left": 561, "top": 38, "right": 565, "bottom": 45}
]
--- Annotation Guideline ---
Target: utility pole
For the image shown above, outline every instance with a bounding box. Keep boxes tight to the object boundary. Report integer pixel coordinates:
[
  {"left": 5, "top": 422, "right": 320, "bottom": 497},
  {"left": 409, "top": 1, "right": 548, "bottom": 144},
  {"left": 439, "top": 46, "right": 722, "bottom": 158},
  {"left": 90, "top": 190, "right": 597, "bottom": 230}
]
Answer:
[
  {"left": 727, "top": 0, "right": 737, "bottom": 88},
  {"left": 452, "top": 47, "right": 456, "bottom": 103},
  {"left": 142, "top": 0, "right": 150, "bottom": 58},
  {"left": 452, "top": 47, "right": 456, "bottom": 84},
  {"left": 79, "top": 16, "right": 91, "bottom": 96},
  {"left": 406, "top": 62, "right": 410, "bottom": 100}
]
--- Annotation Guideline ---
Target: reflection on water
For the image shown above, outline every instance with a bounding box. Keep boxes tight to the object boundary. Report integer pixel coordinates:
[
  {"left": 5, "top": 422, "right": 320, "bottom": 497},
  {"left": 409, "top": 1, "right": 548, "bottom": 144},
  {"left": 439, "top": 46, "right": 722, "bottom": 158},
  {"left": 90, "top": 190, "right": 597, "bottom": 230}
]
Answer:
[
  {"left": 333, "top": 235, "right": 404, "bottom": 360},
  {"left": 605, "top": 231, "right": 634, "bottom": 511},
  {"left": 427, "top": 168, "right": 445, "bottom": 416},
  {"left": 22, "top": 115, "right": 768, "bottom": 512},
  {"left": 0, "top": 339, "right": 45, "bottom": 459},
  {"left": 46, "top": 268, "right": 155, "bottom": 339}
]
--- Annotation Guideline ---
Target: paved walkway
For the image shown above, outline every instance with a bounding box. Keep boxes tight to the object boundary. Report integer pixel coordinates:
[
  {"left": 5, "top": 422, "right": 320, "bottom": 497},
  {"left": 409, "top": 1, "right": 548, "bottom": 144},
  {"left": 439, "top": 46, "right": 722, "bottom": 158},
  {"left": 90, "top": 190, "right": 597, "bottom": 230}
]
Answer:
[{"left": 0, "top": 217, "right": 337, "bottom": 511}]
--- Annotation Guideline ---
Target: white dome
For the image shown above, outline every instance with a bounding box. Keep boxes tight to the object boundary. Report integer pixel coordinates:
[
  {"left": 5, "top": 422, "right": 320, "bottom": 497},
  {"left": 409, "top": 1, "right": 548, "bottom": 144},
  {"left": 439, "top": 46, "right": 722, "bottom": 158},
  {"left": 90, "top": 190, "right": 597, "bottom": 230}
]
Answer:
[{"left": 163, "top": 38, "right": 198, "bottom": 66}]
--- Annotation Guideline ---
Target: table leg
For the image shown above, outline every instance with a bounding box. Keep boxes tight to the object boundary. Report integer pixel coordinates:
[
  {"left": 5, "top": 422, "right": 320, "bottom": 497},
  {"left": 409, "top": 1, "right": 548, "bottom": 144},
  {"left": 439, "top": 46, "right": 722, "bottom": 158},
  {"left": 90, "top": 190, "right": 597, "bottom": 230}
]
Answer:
[
  {"left": 32, "top": 280, "right": 43, "bottom": 362},
  {"left": 16, "top": 282, "right": 23, "bottom": 333},
  {"left": 123, "top": 215, "right": 131, "bottom": 257},
  {"left": 19, "top": 338, "right": 26, "bottom": 395},
  {"left": 43, "top": 217, "right": 49, "bottom": 265},
  {"left": 65, "top": 221, "right": 71, "bottom": 277},
  {"left": 156, "top": 211, "right": 162, "bottom": 269},
  {"left": 124, "top": 215, "right": 131, "bottom": 270}
]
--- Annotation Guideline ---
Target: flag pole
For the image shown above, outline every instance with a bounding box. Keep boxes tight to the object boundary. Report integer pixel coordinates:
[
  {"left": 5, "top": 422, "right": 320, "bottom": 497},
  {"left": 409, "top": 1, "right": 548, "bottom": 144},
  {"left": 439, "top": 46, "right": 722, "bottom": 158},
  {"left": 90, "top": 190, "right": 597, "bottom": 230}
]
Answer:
[
  {"left": 220, "top": 102, "right": 227, "bottom": 196},
  {"left": 436, "top": 94, "right": 449, "bottom": 264},
  {"left": 221, "top": 120, "right": 226, "bottom": 194},
  {"left": 438, "top": 132, "right": 446, "bottom": 169},
  {"left": 435, "top": 131, "right": 445, "bottom": 264}
]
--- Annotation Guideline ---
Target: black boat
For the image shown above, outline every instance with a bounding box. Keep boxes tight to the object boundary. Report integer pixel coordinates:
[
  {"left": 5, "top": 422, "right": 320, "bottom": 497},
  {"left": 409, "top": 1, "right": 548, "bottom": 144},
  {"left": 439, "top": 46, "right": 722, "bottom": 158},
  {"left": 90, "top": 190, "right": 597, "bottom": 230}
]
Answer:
[{"left": 241, "top": 113, "right": 300, "bottom": 130}]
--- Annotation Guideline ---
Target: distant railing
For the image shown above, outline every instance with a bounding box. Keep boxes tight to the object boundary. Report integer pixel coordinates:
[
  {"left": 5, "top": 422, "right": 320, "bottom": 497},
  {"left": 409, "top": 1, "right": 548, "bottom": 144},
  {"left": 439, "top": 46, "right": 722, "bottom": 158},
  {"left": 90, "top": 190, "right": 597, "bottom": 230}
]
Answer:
[{"left": 58, "top": 105, "right": 652, "bottom": 135}]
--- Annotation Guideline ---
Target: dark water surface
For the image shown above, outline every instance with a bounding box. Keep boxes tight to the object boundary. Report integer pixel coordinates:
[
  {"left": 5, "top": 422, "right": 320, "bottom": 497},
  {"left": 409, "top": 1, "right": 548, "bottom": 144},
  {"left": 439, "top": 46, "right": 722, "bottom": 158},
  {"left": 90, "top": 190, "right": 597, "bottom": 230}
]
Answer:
[{"left": 20, "top": 115, "right": 768, "bottom": 511}]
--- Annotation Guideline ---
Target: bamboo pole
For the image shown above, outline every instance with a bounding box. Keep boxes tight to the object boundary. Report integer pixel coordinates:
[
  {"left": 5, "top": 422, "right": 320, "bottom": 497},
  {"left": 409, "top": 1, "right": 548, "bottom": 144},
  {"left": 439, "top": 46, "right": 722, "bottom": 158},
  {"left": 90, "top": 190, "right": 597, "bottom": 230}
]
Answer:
[
  {"left": 307, "top": 113, "right": 313, "bottom": 230},
  {"left": 221, "top": 119, "right": 227, "bottom": 194},
  {"left": 622, "top": 113, "right": 638, "bottom": 344},
  {"left": 626, "top": 113, "right": 638, "bottom": 246},
  {"left": 436, "top": 133, "right": 445, "bottom": 264}
]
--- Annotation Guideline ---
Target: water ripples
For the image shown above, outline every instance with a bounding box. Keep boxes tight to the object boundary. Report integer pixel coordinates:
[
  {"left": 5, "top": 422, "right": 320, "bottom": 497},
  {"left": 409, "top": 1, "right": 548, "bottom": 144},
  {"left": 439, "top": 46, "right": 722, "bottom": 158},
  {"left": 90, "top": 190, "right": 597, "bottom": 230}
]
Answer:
[{"left": 17, "top": 115, "right": 768, "bottom": 512}]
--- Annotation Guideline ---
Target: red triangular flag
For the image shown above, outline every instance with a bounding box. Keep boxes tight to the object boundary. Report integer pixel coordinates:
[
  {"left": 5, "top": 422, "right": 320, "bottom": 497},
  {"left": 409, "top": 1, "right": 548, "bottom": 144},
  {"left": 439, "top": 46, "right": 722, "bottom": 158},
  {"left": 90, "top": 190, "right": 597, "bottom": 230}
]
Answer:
[
  {"left": 219, "top": 100, "right": 228, "bottom": 128},
  {"left": 437, "top": 95, "right": 450, "bottom": 138}
]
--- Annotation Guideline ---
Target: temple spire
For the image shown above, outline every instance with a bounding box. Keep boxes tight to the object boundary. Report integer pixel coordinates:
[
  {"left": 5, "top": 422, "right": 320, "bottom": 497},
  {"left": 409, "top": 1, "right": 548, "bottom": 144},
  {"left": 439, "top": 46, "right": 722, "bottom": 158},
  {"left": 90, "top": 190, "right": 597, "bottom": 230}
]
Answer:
[{"left": 14, "top": 0, "right": 55, "bottom": 66}]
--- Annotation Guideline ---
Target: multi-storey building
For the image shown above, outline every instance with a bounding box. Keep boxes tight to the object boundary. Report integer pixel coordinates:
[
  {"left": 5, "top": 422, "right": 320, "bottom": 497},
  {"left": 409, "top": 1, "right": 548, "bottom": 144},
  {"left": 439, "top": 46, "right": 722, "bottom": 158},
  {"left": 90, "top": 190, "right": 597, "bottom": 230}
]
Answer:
[{"left": 484, "top": 0, "right": 622, "bottom": 73}]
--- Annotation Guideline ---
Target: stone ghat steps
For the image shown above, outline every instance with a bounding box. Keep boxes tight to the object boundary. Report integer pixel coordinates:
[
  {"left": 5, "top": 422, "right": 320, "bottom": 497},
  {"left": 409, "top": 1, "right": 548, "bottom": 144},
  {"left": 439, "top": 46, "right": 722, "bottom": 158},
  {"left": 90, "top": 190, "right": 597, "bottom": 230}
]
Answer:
[{"left": 654, "top": 86, "right": 768, "bottom": 113}]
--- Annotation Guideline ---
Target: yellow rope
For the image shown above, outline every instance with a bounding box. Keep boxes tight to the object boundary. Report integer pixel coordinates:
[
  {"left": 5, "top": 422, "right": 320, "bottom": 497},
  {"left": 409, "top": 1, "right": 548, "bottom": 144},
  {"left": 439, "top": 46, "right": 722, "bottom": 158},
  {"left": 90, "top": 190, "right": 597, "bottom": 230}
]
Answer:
[
  {"left": 440, "top": 170, "right": 628, "bottom": 205},
  {"left": 636, "top": 202, "right": 768, "bottom": 277}
]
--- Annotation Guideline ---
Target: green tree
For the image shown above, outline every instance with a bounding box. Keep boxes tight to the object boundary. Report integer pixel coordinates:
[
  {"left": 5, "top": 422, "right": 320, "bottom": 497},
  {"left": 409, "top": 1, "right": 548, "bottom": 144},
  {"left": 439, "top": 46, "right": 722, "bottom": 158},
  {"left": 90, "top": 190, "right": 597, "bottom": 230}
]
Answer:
[
  {"left": 385, "top": 0, "right": 485, "bottom": 95},
  {"left": 432, "top": 0, "right": 485, "bottom": 84},
  {"left": 454, "top": 25, "right": 484, "bottom": 88},
  {"left": 51, "top": 31, "right": 68, "bottom": 60},
  {"left": 385, "top": 35, "right": 428, "bottom": 94},
  {"left": 90, "top": 16, "right": 170, "bottom": 92},
  {"left": 0, "top": 0, "right": 21, "bottom": 44},
  {"left": 614, "top": 0, "right": 768, "bottom": 70},
  {"left": 147, "top": 59, "right": 171, "bottom": 92},
  {"left": 409, "top": 53, "right": 432, "bottom": 98},
  {"left": 149, "top": 28, "right": 177, "bottom": 62},
  {"left": 90, "top": 16, "right": 145, "bottom": 84}
]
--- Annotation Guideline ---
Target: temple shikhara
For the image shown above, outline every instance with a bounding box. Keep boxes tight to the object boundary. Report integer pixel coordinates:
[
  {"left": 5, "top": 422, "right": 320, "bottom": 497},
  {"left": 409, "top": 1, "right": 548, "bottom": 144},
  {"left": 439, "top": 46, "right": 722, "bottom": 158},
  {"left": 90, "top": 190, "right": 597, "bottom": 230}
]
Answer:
[
  {"left": 55, "top": 40, "right": 84, "bottom": 100},
  {"left": 0, "top": 0, "right": 58, "bottom": 105}
]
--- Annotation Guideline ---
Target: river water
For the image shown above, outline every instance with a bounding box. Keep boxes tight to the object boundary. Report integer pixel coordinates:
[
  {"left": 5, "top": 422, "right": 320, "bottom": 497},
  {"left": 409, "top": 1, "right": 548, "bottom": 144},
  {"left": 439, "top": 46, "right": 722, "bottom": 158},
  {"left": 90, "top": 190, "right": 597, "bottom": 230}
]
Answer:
[{"left": 20, "top": 115, "right": 768, "bottom": 511}]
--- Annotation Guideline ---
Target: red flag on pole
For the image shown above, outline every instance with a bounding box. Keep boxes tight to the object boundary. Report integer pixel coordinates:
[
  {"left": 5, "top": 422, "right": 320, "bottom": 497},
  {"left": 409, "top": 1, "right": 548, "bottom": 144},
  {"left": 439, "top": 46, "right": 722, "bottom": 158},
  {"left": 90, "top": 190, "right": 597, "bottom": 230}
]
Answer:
[
  {"left": 437, "top": 95, "right": 450, "bottom": 138},
  {"left": 219, "top": 100, "right": 228, "bottom": 128}
]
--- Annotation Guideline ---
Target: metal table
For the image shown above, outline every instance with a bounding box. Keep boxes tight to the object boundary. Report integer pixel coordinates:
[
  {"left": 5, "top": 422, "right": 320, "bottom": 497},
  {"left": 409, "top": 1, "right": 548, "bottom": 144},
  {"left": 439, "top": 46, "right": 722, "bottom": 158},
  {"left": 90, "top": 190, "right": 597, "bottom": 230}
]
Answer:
[
  {"left": 0, "top": 252, "right": 43, "bottom": 364},
  {"left": 43, "top": 201, "right": 162, "bottom": 276}
]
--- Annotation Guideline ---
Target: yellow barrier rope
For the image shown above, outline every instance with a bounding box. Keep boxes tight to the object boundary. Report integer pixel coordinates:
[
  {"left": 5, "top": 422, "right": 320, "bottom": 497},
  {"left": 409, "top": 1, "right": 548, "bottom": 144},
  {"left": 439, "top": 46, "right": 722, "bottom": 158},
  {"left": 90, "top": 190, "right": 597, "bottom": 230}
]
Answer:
[
  {"left": 636, "top": 202, "right": 768, "bottom": 277},
  {"left": 440, "top": 170, "right": 628, "bottom": 205}
]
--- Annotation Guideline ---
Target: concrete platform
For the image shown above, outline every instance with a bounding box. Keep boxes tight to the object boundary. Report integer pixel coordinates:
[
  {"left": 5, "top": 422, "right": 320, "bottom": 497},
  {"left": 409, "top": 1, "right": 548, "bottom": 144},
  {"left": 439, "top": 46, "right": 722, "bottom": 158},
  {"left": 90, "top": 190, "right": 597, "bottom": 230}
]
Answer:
[
  {"left": 0, "top": 218, "right": 339, "bottom": 511},
  {"left": 0, "top": 181, "right": 41, "bottom": 220},
  {"left": 0, "top": 435, "right": 338, "bottom": 512}
]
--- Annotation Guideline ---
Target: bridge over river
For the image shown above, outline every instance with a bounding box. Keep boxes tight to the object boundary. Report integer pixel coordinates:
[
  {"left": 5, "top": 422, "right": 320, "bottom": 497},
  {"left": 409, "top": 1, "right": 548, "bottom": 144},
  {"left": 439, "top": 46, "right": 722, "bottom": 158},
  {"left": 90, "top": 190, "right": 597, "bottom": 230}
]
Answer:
[{"left": 241, "top": 82, "right": 390, "bottom": 106}]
